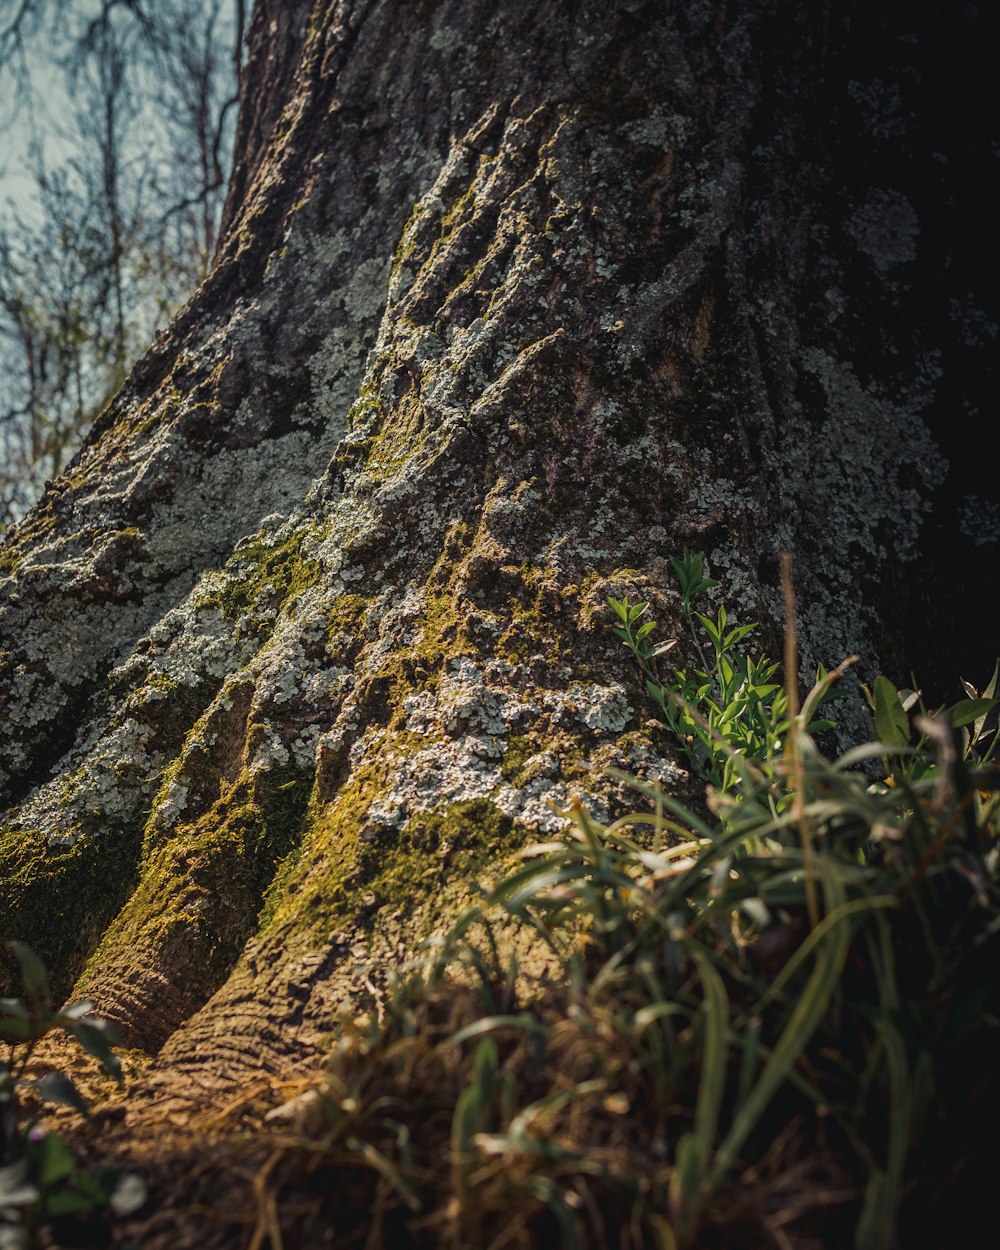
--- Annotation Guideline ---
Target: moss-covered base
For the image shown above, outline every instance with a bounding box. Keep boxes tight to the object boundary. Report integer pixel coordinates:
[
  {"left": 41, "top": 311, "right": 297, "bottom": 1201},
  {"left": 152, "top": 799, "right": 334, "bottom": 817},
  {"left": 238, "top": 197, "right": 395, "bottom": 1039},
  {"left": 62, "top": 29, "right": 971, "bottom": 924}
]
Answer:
[{"left": 0, "top": 822, "right": 142, "bottom": 1000}]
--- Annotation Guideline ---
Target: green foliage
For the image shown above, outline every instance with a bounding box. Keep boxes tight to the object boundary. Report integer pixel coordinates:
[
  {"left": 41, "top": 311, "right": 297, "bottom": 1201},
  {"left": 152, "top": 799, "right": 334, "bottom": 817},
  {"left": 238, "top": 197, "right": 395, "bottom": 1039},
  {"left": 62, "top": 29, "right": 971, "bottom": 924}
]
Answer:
[
  {"left": 0, "top": 1130, "right": 145, "bottom": 1250},
  {"left": 1, "top": 942, "right": 122, "bottom": 1127},
  {"left": 609, "top": 551, "right": 836, "bottom": 795},
  {"left": 668, "top": 549, "right": 719, "bottom": 615},
  {"left": 0, "top": 943, "right": 144, "bottom": 1247},
  {"left": 862, "top": 659, "right": 1000, "bottom": 788}
]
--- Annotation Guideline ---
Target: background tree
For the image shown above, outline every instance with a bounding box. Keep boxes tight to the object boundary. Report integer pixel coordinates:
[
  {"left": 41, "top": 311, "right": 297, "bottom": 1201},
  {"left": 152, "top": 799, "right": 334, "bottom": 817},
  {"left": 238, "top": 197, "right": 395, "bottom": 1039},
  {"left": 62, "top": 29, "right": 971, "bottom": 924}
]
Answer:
[
  {"left": 0, "top": 0, "right": 244, "bottom": 524},
  {"left": 0, "top": 0, "right": 996, "bottom": 1167}
]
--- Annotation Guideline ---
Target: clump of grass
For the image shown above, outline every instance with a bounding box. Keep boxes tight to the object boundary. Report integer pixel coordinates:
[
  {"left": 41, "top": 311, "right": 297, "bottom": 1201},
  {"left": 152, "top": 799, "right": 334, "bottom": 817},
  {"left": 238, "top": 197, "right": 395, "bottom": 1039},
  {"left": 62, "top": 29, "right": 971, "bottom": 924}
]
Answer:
[{"left": 257, "top": 563, "right": 999, "bottom": 1250}]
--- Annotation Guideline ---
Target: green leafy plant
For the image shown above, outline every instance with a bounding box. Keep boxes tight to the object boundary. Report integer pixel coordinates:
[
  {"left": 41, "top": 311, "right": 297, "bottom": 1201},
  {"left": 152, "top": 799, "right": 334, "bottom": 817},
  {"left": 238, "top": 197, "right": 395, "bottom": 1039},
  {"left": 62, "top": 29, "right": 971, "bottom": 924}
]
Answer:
[
  {"left": 863, "top": 659, "right": 1000, "bottom": 786},
  {"left": 0, "top": 1129, "right": 145, "bottom": 1250},
  {"left": 0, "top": 942, "right": 145, "bottom": 1248},
  {"left": 609, "top": 550, "right": 837, "bottom": 795},
  {"left": 1, "top": 943, "right": 122, "bottom": 1134}
]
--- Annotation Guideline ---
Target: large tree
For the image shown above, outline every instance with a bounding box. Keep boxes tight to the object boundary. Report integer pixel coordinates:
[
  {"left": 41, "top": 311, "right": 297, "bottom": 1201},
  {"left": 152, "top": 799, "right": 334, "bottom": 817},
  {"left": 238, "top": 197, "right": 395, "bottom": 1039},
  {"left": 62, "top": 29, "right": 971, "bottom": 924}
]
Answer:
[{"left": 0, "top": 0, "right": 995, "bottom": 1117}]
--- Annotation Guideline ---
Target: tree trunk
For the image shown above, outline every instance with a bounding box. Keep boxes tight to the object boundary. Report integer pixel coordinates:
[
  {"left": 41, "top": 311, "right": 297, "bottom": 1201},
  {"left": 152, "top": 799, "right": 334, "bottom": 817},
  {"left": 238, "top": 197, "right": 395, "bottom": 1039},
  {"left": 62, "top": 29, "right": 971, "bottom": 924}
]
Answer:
[{"left": 0, "top": 0, "right": 994, "bottom": 1099}]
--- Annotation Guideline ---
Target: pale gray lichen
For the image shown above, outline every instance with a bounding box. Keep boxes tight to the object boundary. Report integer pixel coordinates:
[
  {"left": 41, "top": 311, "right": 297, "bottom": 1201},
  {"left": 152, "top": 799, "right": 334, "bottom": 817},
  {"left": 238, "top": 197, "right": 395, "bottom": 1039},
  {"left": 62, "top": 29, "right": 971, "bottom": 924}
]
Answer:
[
  {"left": 958, "top": 494, "right": 1000, "bottom": 547},
  {"left": 766, "top": 347, "right": 948, "bottom": 743},
  {"left": 796, "top": 348, "right": 946, "bottom": 563},
  {"left": 848, "top": 189, "right": 919, "bottom": 274},
  {"left": 847, "top": 80, "right": 906, "bottom": 141},
  {"left": 362, "top": 733, "right": 584, "bottom": 837},
  {"left": 560, "top": 681, "right": 633, "bottom": 733},
  {"left": 950, "top": 295, "right": 999, "bottom": 349}
]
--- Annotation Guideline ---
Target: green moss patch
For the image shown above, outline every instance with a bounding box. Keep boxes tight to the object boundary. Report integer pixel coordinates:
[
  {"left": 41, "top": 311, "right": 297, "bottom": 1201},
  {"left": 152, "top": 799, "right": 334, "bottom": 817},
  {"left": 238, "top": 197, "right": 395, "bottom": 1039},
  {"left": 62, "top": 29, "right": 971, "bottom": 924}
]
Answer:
[
  {"left": 261, "top": 736, "right": 528, "bottom": 945},
  {"left": 0, "top": 821, "right": 143, "bottom": 1001},
  {"left": 80, "top": 762, "right": 312, "bottom": 1015},
  {"left": 200, "top": 526, "right": 323, "bottom": 629}
]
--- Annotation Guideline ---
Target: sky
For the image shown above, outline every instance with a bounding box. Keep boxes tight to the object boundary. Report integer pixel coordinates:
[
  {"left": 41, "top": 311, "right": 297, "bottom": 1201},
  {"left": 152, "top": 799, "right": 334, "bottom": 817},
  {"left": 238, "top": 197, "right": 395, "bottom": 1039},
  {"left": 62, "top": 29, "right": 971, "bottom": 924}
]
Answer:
[{"left": 0, "top": 10, "right": 79, "bottom": 225}]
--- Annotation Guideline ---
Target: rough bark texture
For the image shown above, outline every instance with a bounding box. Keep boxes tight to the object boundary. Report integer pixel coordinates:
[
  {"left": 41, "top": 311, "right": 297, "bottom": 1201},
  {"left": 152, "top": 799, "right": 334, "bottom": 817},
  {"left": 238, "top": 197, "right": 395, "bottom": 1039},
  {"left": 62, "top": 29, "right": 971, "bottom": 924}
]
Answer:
[{"left": 1, "top": 0, "right": 995, "bottom": 1103}]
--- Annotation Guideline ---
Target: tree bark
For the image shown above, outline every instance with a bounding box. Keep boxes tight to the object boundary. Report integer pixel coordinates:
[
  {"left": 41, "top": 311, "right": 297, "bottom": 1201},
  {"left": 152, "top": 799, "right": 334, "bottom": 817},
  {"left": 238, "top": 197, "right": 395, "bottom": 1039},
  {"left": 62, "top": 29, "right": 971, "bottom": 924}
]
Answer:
[{"left": 0, "top": 0, "right": 995, "bottom": 1098}]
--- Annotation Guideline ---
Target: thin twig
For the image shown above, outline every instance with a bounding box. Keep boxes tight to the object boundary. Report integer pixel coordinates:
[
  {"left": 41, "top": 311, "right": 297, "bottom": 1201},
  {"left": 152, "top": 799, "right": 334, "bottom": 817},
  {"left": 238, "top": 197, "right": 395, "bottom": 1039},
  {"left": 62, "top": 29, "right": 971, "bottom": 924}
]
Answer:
[
  {"left": 781, "top": 552, "right": 819, "bottom": 931},
  {"left": 248, "top": 1150, "right": 284, "bottom": 1250}
]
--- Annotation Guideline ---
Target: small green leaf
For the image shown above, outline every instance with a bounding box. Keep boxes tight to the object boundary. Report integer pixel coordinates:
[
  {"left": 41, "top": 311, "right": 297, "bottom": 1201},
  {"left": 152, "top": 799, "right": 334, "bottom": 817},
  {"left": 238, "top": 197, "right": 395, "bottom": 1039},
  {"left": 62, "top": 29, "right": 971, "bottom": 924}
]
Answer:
[
  {"left": 66, "top": 1020, "right": 122, "bottom": 1085},
  {"left": 34, "top": 1133, "right": 77, "bottom": 1187},
  {"left": 41, "top": 1189, "right": 97, "bottom": 1219},
  {"left": 0, "top": 1018, "right": 31, "bottom": 1043},
  {"left": 645, "top": 677, "right": 665, "bottom": 702},
  {"left": 498, "top": 1069, "right": 519, "bottom": 1122},
  {"left": 69, "top": 1169, "right": 114, "bottom": 1204},
  {"left": 451, "top": 1086, "right": 482, "bottom": 1167},
  {"left": 873, "top": 676, "right": 909, "bottom": 747},
  {"left": 948, "top": 697, "right": 998, "bottom": 728},
  {"left": 6, "top": 943, "right": 52, "bottom": 1016},
  {"left": 472, "top": 1037, "right": 498, "bottom": 1110},
  {"left": 35, "top": 1072, "right": 91, "bottom": 1119},
  {"left": 695, "top": 612, "right": 720, "bottom": 649},
  {"left": 0, "top": 1158, "right": 39, "bottom": 1208},
  {"left": 724, "top": 623, "right": 757, "bottom": 647}
]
